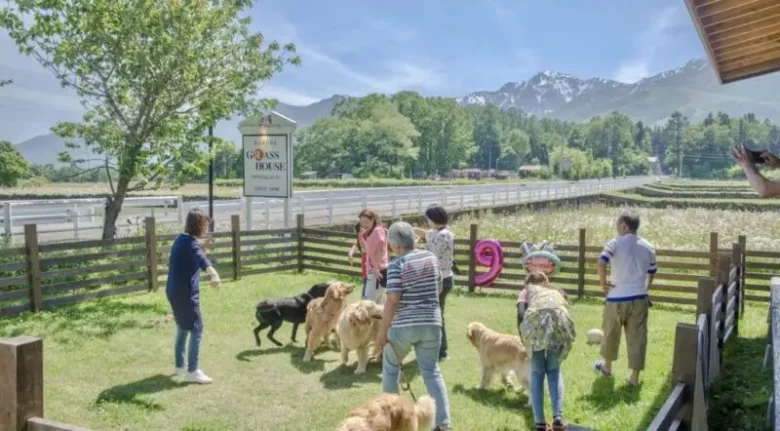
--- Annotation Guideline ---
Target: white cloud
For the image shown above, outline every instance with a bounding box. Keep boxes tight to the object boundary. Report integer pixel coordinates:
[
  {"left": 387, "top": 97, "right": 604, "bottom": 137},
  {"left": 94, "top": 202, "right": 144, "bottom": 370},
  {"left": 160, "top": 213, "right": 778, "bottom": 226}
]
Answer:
[
  {"left": 613, "top": 6, "right": 683, "bottom": 83},
  {"left": 615, "top": 62, "right": 650, "bottom": 84},
  {"left": 296, "top": 45, "right": 444, "bottom": 95},
  {"left": 261, "top": 84, "right": 321, "bottom": 105}
]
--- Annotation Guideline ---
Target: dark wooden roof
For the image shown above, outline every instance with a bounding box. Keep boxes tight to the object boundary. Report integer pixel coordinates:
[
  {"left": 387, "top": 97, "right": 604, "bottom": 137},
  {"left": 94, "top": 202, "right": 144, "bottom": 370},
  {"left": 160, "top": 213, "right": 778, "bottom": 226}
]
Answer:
[{"left": 685, "top": 0, "right": 780, "bottom": 84}]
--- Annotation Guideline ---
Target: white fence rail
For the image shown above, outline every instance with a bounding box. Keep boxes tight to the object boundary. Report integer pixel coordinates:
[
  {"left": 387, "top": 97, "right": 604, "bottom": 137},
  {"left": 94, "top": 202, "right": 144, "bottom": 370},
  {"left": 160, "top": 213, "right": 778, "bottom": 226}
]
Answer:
[{"left": 1, "top": 176, "right": 656, "bottom": 242}]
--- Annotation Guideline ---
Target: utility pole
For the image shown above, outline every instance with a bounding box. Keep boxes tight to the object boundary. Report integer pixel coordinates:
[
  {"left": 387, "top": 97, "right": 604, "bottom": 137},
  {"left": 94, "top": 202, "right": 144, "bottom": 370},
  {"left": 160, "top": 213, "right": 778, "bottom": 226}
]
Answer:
[
  {"left": 208, "top": 125, "right": 214, "bottom": 232},
  {"left": 676, "top": 119, "right": 683, "bottom": 178}
]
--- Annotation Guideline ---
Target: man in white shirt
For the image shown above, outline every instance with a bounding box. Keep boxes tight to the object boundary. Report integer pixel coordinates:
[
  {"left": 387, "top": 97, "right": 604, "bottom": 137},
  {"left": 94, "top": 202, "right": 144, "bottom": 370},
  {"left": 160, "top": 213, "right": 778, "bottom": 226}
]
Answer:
[{"left": 594, "top": 212, "right": 656, "bottom": 387}]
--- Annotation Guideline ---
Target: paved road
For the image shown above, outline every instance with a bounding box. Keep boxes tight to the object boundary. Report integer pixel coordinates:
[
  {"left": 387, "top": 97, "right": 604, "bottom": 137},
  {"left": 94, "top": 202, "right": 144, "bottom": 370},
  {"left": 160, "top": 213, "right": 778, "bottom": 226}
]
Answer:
[{"left": 2, "top": 176, "right": 656, "bottom": 243}]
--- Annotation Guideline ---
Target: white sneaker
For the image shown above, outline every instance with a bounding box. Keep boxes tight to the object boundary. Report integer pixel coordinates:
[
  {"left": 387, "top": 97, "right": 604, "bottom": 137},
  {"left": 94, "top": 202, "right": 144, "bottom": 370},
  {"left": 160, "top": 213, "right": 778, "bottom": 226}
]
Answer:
[
  {"left": 185, "top": 369, "right": 213, "bottom": 384},
  {"left": 175, "top": 367, "right": 186, "bottom": 377}
]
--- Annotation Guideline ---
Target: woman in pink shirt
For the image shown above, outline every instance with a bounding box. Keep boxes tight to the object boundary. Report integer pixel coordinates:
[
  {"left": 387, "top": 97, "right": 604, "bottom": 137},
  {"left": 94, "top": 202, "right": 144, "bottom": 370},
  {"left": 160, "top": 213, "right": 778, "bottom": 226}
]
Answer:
[{"left": 358, "top": 209, "right": 389, "bottom": 304}]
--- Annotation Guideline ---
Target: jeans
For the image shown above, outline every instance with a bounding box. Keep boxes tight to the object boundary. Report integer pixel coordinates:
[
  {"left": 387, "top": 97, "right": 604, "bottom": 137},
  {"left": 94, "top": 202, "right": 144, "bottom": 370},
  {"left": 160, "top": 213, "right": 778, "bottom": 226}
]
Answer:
[
  {"left": 439, "top": 277, "right": 454, "bottom": 358},
  {"left": 382, "top": 325, "right": 452, "bottom": 428},
  {"left": 175, "top": 325, "right": 203, "bottom": 373},
  {"left": 530, "top": 350, "right": 564, "bottom": 424}
]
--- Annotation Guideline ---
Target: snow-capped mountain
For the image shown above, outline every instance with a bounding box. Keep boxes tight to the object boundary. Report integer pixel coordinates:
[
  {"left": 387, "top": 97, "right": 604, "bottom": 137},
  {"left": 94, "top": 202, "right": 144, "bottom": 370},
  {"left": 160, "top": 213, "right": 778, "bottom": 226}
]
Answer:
[{"left": 458, "top": 59, "right": 780, "bottom": 125}]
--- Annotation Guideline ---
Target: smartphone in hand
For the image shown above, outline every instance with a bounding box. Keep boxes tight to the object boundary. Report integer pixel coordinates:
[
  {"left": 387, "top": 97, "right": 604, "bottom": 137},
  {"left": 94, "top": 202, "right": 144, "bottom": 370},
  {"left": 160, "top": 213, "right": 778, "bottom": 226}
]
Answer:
[{"left": 749, "top": 150, "right": 767, "bottom": 164}]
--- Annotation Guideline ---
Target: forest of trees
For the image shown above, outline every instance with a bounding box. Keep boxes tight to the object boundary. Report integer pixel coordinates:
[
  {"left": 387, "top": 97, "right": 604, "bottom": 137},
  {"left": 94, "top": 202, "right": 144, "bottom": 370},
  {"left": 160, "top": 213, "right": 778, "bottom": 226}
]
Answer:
[{"left": 292, "top": 92, "right": 780, "bottom": 180}]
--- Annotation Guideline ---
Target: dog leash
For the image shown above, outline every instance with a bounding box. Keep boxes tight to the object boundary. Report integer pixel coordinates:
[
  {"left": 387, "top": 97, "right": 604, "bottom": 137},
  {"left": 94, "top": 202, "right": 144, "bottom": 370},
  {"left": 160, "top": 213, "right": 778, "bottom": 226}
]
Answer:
[{"left": 387, "top": 341, "right": 417, "bottom": 402}]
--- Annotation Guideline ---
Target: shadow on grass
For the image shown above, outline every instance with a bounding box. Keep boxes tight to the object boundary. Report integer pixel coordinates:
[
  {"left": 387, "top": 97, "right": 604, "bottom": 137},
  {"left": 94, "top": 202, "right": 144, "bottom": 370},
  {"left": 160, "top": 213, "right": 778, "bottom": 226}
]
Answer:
[
  {"left": 578, "top": 375, "right": 643, "bottom": 411},
  {"left": 235, "top": 344, "right": 300, "bottom": 362},
  {"left": 709, "top": 335, "right": 771, "bottom": 431},
  {"left": 453, "top": 383, "right": 532, "bottom": 419},
  {"left": 95, "top": 374, "right": 186, "bottom": 411},
  {"left": 0, "top": 300, "right": 165, "bottom": 342},
  {"left": 319, "top": 362, "right": 383, "bottom": 390}
]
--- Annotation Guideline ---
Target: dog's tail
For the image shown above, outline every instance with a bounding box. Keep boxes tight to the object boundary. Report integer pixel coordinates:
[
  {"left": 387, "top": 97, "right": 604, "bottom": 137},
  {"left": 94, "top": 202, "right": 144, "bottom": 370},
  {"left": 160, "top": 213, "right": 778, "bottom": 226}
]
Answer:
[{"left": 414, "top": 395, "right": 436, "bottom": 429}]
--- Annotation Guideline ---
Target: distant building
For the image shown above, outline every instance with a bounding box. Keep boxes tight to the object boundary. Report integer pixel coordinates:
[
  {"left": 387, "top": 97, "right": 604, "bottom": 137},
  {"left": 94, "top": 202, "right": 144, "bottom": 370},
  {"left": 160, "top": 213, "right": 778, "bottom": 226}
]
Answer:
[
  {"left": 299, "top": 171, "right": 318, "bottom": 180},
  {"left": 518, "top": 165, "right": 544, "bottom": 178}
]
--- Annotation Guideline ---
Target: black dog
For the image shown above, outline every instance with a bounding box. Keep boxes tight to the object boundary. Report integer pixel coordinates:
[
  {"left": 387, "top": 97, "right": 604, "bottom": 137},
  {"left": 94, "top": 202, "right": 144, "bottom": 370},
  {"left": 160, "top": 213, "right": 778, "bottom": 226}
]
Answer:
[{"left": 254, "top": 282, "right": 331, "bottom": 347}]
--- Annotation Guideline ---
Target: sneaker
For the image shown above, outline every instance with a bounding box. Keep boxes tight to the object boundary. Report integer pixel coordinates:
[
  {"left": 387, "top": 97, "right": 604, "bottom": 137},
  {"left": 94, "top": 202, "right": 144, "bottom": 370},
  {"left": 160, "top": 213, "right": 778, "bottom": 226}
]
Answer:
[
  {"left": 175, "top": 367, "right": 186, "bottom": 377},
  {"left": 535, "top": 423, "right": 551, "bottom": 431},
  {"left": 185, "top": 369, "right": 213, "bottom": 384},
  {"left": 552, "top": 417, "right": 566, "bottom": 431}
]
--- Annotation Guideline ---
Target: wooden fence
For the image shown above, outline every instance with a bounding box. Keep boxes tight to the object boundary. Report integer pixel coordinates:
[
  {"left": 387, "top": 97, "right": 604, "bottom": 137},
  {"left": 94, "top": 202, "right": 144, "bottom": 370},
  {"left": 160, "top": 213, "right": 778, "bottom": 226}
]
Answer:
[
  {"left": 1, "top": 213, "right": 778, "bottom": 318},
  {"left": 766, "top": 278, "right": 780, "bottom": 430},
  {"left": 647, "top": 251, "right": 744, "bottom": 430},
  {"left": 302, "top": 222, "right": 753, "bottom": 307}
]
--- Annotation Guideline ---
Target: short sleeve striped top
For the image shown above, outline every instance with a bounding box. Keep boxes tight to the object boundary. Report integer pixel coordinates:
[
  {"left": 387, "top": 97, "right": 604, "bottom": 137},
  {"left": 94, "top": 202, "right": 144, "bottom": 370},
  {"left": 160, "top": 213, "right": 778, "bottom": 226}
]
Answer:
[{"left": 386, "top": 249, "right": 442, "bottom": 329}]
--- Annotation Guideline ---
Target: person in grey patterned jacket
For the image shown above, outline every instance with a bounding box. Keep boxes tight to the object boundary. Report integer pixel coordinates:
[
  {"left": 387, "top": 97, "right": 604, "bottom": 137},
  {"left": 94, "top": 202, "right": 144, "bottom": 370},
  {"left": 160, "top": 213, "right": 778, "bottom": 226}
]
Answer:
[{"left": 415, "top": 205, "right": 455, "bottom": 361}]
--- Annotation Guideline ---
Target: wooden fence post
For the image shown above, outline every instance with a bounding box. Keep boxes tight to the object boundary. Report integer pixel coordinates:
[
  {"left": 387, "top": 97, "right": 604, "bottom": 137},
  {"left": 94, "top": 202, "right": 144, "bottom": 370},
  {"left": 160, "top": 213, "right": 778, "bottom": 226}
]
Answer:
[
  {"left": 709, "top": 232, "right": 718, "bottom": 278},
  {"left": 24, "top": 225, "right": 42, "bottom": 313},
  {"left": 718, "top": 253, "right": 731, "bottom": 349},
  {"left": 145, "top": 217, "right": 158, "bottom": 292},
  {"left": 231, "top": 215, "right": 241, "bottom": 281},
  {"left": 0, "top": 336, "right": 43, "bottom": 431},
  {"left": 468, "top": 223, "right": 478, "bottom": 293},
  {"left": 577, "top": 228, "right": 586, "bottom": 299},
  {"left": 738, "top": 235, "right": 747, "bottom": 315},
  {"left": 732, "top": 242, "right": 742, "bottom": 336},
  {"left": 297, "top": 214, "right": 305, "bottom": 273},
  {"left": 697, "top": 278, "right": 718, "bottom": 383},
  {"left": 672, "top": 323, "right": 700, "bottom": 429}
]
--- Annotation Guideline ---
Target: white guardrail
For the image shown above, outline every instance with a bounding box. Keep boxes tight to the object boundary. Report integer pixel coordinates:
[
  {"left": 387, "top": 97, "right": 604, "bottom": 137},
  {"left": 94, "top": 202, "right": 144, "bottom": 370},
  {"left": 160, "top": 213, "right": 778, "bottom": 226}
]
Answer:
[{"left": 0, "top": 176, "right": 658, "bottom": 242}]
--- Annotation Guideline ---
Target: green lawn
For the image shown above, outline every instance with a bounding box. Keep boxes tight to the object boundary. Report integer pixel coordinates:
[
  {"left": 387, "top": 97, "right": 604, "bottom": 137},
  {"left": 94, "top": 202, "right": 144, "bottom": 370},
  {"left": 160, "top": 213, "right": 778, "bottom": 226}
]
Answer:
[{"left": 0, "top": 272, "right": 768, "bottom": 431}]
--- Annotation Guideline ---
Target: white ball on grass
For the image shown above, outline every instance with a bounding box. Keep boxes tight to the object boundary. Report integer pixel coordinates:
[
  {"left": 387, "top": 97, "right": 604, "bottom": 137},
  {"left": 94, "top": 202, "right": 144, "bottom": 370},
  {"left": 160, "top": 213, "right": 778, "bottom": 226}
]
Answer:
[{"left": 586, "top": 328, "right": 604, "bottom": 345}]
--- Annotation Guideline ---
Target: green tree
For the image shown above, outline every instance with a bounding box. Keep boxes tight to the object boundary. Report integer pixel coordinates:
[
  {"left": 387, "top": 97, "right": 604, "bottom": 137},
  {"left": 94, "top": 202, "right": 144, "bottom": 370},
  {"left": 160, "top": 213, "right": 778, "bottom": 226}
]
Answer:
[
  {"left": 0, "top": 79, "right": 10, "bottom": 87},
  {"left": 352, "top": 99, "right": 420, "bottom": 178},
  {"left": 1, "top": 0, "right": 299, "bottom": 238},
  {"left": 499, "top": 128, "right": 530, "bottom": 170},
  {"left": 0, "top": 140, "right": 29, "bottom": 187},
  {"left": 295, "top": 116, "right": 354, "bottom": 177}
]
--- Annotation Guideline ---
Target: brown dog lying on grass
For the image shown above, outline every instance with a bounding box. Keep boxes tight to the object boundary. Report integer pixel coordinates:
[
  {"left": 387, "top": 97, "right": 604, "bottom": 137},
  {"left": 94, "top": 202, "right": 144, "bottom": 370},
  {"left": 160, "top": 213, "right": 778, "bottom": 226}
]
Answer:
[
  {"left": 466, "top": 321, "right": 531, "bottom": 401},
  {"left": 335, "top": 394, "right": 435, "bottom": 431}
]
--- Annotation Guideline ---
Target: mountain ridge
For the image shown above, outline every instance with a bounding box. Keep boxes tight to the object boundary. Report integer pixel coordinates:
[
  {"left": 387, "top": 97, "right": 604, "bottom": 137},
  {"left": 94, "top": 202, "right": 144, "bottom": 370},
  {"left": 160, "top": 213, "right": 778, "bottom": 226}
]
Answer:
[{"left": 17, "top": 58, "right": 780, "bottom": 165}]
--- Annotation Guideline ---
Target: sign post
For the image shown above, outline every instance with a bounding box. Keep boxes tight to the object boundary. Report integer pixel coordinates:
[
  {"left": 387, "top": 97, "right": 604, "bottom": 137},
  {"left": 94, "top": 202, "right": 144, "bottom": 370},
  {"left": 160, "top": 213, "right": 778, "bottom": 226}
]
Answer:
[{"left": 239, "top": 112, "right": 296, "bottom": 229}]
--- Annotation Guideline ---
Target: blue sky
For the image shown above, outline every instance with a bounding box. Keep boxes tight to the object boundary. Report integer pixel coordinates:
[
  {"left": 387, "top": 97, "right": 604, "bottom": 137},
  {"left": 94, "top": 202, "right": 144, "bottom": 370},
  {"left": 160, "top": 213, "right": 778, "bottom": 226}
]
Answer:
[{"left": 0, "top": 0, "right": 706, "bottom": 142}]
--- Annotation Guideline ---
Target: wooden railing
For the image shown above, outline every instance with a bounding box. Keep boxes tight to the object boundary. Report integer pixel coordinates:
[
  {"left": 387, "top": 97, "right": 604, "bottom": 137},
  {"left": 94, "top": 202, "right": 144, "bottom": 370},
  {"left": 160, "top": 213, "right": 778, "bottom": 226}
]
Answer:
[
  {"left": 302, "top": 222, "right": 750, "bottom": 306},
  {"left": 766, "top": 278, "right": 780, "bottom": 430},
  {"left": 647, "top": 251, "right": 743, "bottom": 431},
  {"left": 0, "top": 213, "right": 774, "bottom": 318},
  {"left": 0, "top": 215, "right": 298, "bottom": 318}
]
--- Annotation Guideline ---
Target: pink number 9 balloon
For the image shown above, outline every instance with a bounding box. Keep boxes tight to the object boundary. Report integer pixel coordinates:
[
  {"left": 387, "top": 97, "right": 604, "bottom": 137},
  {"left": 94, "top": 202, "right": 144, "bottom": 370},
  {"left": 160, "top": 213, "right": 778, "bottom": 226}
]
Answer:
[{"left": 474, "top": 239, "right": 504, "bottom": 286}]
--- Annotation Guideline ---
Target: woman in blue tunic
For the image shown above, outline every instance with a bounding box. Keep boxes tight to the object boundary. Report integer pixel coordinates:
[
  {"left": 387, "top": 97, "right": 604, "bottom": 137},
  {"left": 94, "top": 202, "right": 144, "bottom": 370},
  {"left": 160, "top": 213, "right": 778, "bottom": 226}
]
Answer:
[{"left": 166, "top": 209, "right": 221, "bottom": 384}]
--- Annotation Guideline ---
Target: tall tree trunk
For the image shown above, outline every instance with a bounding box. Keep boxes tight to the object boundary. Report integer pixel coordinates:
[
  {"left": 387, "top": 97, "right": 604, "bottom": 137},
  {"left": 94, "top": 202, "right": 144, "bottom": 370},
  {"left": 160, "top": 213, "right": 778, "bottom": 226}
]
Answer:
[{"left": 102, "top": 176, "right": 131, "bottom": 239}]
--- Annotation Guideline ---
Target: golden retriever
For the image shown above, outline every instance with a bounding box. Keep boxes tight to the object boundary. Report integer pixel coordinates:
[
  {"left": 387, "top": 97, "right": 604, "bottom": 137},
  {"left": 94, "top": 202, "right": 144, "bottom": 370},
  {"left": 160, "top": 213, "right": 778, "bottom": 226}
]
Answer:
[
  {"left": 466, "top": 321, "right": 531, "bottom": 397},
  {"left": 335, "top": 394, "right": 435, "bottom": 431},
  {"left": 303, "top": 282, "right": 354, "bottom": 361},
  {"left": 337, "top": 300, "right": 384, "bottom": 374}
]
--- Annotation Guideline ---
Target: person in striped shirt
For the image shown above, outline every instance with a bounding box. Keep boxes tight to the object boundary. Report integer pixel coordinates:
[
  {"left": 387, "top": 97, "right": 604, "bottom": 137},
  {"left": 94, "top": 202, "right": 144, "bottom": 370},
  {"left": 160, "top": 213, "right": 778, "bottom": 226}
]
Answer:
[
  {"left": 375, "top": 221, "right": 452, "bottom": 431},
  {"left": 594, "top": 211, "right": 657, "bottom": 387}
]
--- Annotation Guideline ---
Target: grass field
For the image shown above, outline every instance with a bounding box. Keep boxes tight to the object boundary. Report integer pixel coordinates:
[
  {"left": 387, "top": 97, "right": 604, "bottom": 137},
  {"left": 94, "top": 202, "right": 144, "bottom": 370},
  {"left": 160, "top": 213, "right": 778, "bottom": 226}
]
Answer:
[
  {"left": 449, "top": 204, "right": 780, "bottom": 251},
  {"left": 1, "top": 272, "right": 765, "bottom": 431}
]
